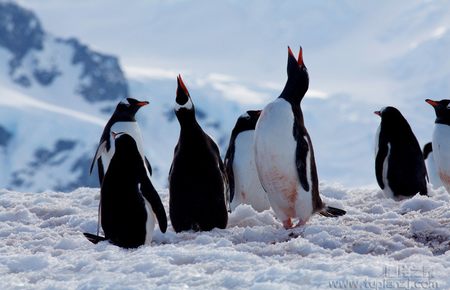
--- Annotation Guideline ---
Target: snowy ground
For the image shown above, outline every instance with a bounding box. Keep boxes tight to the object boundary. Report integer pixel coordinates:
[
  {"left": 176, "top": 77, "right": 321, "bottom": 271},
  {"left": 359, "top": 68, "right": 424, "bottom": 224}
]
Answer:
[{"left": 0, "top": 185, "right": 449, "bottom": 289}]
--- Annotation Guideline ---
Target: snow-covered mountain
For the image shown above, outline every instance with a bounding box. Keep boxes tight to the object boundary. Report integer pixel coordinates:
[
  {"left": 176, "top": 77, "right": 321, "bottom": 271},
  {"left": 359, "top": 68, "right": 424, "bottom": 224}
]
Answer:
[{"left": 0, "top": 2, "right": 248, "bottom": 192}]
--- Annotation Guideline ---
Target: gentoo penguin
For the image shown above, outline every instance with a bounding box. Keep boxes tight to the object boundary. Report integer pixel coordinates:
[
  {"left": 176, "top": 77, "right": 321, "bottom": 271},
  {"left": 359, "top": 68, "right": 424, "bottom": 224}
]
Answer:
[
  {"left": 169, "top": 75, "right": 228, "bottom": 232},
  {"left": 374, "top": 106, "right": 428, "bottom": 199},
  {"left": 423, "top": 142, "right": 443, "bottom": 188},
  {"left": 224, "top": 110, "right": 270, "bottom": 212},
  {"left": 426, "top": 99, "right": 450, "bottom": 193},
  {"left": 90, "top": 98, "right": 152, "bottom": 185},
  {"left": 254, "top": 47, "right": 346, "bottom": 229},
  {"left": 84, "top": 132, "right": 167, "bottom": 248}
]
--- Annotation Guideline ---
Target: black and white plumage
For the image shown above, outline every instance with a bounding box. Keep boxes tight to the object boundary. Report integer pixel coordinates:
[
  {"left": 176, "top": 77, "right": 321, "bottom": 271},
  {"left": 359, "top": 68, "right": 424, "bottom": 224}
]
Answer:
[
  {"left": 224, "top": 110, "right": 270, "bottom": 212},
  {"left": 168, "top": 75, "right": 229, "bottom": 233},
  {"left": 423, "top": 142, "right": 442, "bottom": 189},
  {"left": 85, "top": 132, "right": 167, "bottom": 248},
  {"left": 90, "top": 97, "right": 152, "bottom": 185},
  {"left": 254, "top": 47, "right": 345, "bottom": 229},
  {"left": 426, "top": 99, "right": 450, "bottom": 193},
  {"left": 374, "top": 106, "right": 428, "bottom": 199}
]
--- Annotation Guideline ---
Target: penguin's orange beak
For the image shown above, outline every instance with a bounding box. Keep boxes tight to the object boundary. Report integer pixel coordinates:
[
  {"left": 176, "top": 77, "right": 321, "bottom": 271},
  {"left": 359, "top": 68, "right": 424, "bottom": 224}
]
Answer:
[
  {"left": 426, "top": 99, "right": 438, "bottom": 107},
  {"left": 136, "top": 101, "right": 149, "bottom": 107},
  {"left": 298, "top": 47, "right": 304, "bottom": 66},
  {"left": 374, "top": 111, "right": 381, "bottom": 117}
]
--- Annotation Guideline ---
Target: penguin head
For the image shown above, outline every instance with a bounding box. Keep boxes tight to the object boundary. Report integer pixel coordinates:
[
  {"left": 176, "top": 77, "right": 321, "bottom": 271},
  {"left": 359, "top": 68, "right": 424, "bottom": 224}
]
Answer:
[
  {"left": 281, "top": 46, "right": 309, "bottom": 103},
  {"left": 426, "top": 99, "right": 450, "bottom": 125},
  {"left": 113, "top": 98, "right": 149, "bottom": 120},
  {"left": 234, "top": 110, "right": 261, "bottom": 133},
  {"left": 374, "top": 106, "right": 402, "bottom": 120},
  {"left": 110, "top": 131, "right": 141, "bottom": 166},
  {"left": 175, "top": 74, "right": 195, "bottom": 119},
  {"left": 374, "top": 106, "right": 411, "bottom": 134}
]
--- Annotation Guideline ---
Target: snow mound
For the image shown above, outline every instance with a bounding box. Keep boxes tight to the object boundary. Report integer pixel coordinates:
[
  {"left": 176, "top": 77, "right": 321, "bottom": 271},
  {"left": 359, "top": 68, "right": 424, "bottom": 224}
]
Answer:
[{"left": 0, "top": 184, "right": 449, "bottom": 289}]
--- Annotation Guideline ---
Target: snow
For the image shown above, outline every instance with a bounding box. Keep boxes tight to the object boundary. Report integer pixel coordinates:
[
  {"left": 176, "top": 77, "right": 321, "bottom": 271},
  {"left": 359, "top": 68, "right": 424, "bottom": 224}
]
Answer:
[{"left": 0, "top": 185, "right": 449, "bottom": 289}]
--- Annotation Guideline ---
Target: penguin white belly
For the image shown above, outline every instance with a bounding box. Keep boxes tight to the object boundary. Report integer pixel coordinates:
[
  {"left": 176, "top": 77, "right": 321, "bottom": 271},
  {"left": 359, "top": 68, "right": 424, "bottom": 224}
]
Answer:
[
  {"left": 432, "top": 124, "right": 450, "bottom": 192},
  {"left": 381, "top": 143, "right": 395, "bottom": 198},
  {"left": 143, "top": 200, "right": 156, "bottom": 244},
  {"left": 232, "top": 131, "right": 270, "bottom": 212},
  {"left": 102, "top": 122, "right": 150, "bottom": 176},
  {"left": 426, "top": 152, "right": 442, "bottom": 189},
  {"left": 254, "top": 99, "right": 313, "bottom": 223}
]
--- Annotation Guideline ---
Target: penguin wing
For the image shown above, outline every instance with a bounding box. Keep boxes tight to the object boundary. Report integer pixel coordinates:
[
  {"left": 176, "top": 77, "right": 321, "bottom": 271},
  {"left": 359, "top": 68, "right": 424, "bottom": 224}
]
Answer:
[
  {"left": 140, "top": 176, "right": 168, "bottom": 233},
  {"left": 208, "top": 135, "right": 231, "bottom": 210},
  {"left": 90, "top": 140, "right": 107, "bottom": 175},
  {"left": 295, "top": 134, "right": 311, "bottom": 192},
  {"left": 145, "top": 156, "right": 153, "bottom": 176},
  {"left": 375, "top": 141, "right": 388, "bottom": 189},
  {"left": 224, "top": 141, "right": 235, "bottom": 203}
]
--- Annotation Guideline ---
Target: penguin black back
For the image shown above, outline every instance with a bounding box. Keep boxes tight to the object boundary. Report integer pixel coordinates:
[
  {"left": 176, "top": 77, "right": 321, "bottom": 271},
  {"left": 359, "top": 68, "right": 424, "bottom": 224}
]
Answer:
[
  {"left": 101, "top": 132, "right": 167, "bottom": 248},
  {"left": 224, "top": 110, "right": 261, "bottom": 202},
  {"left": 374, "top": 106, "right": 428, "bottom": 198},
  {"left": 169, "top": 75, "right": 228, "bottom": 232}
]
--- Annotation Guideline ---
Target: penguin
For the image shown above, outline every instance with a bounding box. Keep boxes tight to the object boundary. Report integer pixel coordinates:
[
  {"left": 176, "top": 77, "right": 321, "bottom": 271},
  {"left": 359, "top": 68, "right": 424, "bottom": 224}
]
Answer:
[
  {"left": 168, "top": 75, "right": 228, "bottom": 233},
  {"left": 224, "top": 110, "right": 270, "bottom": 212},
  {"left": 254, "top": 47, "right": 345, "bottom": 229},
  {"left": 84, "top": 132, "right": 167, "bottom": 248},
  {"left": 90, "top": 97, "right": 152, "bottom": 185},
  {"left": 426, "top": 99, "right": 450, "bottom": 193},
  {"left": 374, "top": 106, "right": 428, "bottom": 199},
  {"left": 423, "top": 142, "right": 443, "bottom": 189}
]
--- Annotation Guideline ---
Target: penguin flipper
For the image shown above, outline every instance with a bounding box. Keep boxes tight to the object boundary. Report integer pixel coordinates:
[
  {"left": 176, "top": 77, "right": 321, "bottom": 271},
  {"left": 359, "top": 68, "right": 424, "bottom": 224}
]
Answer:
[
  {"left": 319, "top": 206, "right": 346, "bottom": 217},
  {"left": 295, "top": 134, "right": 311, "bottom": 192},
  {"left": 83, "top": 232, "right": 107, "bottom": 244},
  {"left": 140, "top": 179, "right": 168, "bottom": 233},
  {"left": 375, "top": 142, "right": 388, "bottom": 189},
  {"left": 90, "top": 140, "right": 107, "bottom": 175},
  {"left": 145, "top": 156, "right": 153, "bottom": 176},
  {"left": 224, "top": 141, "right": 235, "bottom": 203},
  {"left": 208, "top": 135, "right": 231, "bottom": 211}
]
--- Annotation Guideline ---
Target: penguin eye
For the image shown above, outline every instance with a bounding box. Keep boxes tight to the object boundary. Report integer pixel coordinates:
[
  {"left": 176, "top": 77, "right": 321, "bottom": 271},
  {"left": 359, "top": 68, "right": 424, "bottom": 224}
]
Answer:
[{"left": 447, "top": 104, "right": 450, "bottom": 110}]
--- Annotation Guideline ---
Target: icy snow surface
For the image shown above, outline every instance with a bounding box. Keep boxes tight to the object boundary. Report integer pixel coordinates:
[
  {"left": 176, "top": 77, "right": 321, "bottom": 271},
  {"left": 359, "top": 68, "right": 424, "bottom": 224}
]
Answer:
[{"left": 0, "top": 184, "right": 449, "bottom": 289}]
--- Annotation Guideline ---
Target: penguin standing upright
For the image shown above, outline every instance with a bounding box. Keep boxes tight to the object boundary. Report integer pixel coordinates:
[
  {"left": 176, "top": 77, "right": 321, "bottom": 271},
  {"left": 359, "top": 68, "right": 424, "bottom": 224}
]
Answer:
[
  {"left": 85, "top": 132, "right": 167, "bottom": 248},
  {"left": 423, "top": 142, "right": 443, "bottom": 188},
  {"left": 374, "top": 106, "right": 428, "bottom": 199},
  {"left": 169, "top": 75, "right": 228, "bottom": 232},
  {"left": 90, "top": 98, "right": 152, "bottom": 185},
  {"left": 224, "top": 110, "right": 270, "bottom": 212},
  {"left": 254, "top": 47, "right": 345, "bottom": 229},
  {"left": 426, "top": 99, "right": 450, "bottom": 193}
]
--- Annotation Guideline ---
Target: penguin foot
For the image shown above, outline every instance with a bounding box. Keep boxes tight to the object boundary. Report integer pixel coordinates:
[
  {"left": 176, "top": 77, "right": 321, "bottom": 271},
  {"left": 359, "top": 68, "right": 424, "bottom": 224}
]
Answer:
[
  {"left": 83, "top": 232, "right": 107, "bottom": 244},
  {"left": 319, "top": 206, "right": 346, "bottom": 217},
  {"left": 295, "top": 219, "right": 307, "bottom": 227},
  {"left": 282, "top": 218, "right": 293, "bottom": 229}
]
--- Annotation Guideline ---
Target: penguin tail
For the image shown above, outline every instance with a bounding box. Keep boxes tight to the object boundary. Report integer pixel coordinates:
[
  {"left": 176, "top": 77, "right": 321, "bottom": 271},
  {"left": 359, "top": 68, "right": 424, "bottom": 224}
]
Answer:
[
  {"left": 319, "top": 206, "right": 346, "bottom": 217},
  {"left": 83, "top": 232, "right": 107, "bottom": 244}
]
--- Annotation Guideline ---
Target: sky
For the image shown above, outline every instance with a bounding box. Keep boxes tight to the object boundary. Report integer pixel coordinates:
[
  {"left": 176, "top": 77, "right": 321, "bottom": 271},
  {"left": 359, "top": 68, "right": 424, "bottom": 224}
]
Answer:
[{"left": 15, "top": 0, "right": 450, "bottom": 105}]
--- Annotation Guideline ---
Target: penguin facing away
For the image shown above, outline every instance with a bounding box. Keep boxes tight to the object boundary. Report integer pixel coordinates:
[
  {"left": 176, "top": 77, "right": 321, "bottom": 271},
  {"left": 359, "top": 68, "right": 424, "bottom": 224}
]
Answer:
[
  {"left": 224, "top": 110, "right": 270, "bottom": 212},
  {"left": 374, "top": 106, "right": 428, "bottom": 199},
  {"left": 86, "top": 132, "right": 167, "bottom": 248},
  {"left": 254, "top": 47, "right": 346, "bottom": 229},
  {"left": 90, "top": 97, "right": 152, "bottom": 185},
  {"left": 169, "top": 75, "right": 229, "bottom": 233},
  {"left": 426, "top": 99, "right": 450, "bottom": 193},
  {"left": 423, "top": 142, "right": 443, "bottom": 189}
]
